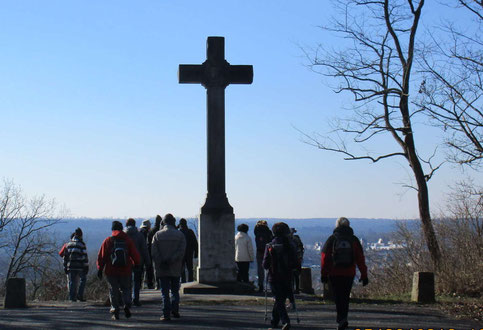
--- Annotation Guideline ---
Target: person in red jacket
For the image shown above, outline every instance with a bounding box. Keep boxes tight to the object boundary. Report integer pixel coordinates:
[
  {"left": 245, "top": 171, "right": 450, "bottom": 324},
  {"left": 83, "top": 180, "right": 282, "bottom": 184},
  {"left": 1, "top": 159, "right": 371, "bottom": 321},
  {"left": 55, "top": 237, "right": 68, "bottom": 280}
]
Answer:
[
  {"left": 97, "top": 221, "right": 141, "bottom": 320},
  {"left": 321, "top": 217, "right": 368, "bottom": 330}
]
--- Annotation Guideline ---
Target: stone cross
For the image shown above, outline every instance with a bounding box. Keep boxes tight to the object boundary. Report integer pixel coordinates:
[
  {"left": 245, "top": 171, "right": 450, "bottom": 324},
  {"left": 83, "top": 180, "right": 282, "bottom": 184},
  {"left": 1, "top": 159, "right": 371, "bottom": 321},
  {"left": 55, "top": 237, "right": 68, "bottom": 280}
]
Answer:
[
  {"left": 179, "top": 36, "right": 253, "bottom": 215},
  {"left": 178, "top": 37, "right": 253, "bottom": 286}
]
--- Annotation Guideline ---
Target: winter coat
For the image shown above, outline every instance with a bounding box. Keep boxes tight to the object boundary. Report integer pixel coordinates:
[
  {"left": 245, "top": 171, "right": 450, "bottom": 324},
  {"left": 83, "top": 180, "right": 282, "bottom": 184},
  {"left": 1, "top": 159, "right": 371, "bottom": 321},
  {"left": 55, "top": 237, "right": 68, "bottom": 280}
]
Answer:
[
  {"left": 125, "top": 225, "right": 151, "bottom": 268},
  {"left": 235, "top": 231, "right": 254, "bottom": 262},
  {"left": 320, "top": 226, "right": 368, "bottom": 279},
  {"left": 263, "top": 236, "right": 298, "bottom": 283},
  {"left": 151, "top": 224, "right": 186, "bottom": 278},
  {"left": 254, "top": 224, "right": 273, "bottom": 253},
  {"left": 179, "top": 226, "right": 198, "bottom": 260},
  {"left": 63, "top": 236, "right": 89, "bottom": 273},
  {"left": 97, "top": 230, "right": 141, "bottom": 277}
]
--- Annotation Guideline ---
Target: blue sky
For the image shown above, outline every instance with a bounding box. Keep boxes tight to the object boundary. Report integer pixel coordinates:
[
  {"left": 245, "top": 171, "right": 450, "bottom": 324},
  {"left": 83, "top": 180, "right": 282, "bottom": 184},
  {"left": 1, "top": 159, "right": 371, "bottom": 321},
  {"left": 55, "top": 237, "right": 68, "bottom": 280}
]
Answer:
[{"left": 1, "top": 1, "right": 480, "bottom": 219}]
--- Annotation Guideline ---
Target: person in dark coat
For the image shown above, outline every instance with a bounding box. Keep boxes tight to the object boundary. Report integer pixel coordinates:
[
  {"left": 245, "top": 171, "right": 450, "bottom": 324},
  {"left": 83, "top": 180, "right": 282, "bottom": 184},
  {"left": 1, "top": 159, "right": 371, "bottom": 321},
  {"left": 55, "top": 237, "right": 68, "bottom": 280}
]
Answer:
[
  {"left": 61, "top": 228, "right": 89, "bottom": 302},
  {"left": 139, "top": 219, "right": 154, "bottom": 289},
  {"left": 148, "top": 215, "right": 163, "bottom": 289},
  {"left": 263, "top": 222, "right": 298, "bottom": 330},
  {"left": 254, "top": 220, "right": 273, "bottom": 292},
  {"left": 290, "top": 227, "right": 304, "bottom": 294},
  {"left": 178, "top": 218, "right": 198, "bottom": 283},
  {"left": 321, "top": 217, "right": 368, "bottom": 330},
  {"left": 125, "top": 218, "right": 151, "bottom": 306}
]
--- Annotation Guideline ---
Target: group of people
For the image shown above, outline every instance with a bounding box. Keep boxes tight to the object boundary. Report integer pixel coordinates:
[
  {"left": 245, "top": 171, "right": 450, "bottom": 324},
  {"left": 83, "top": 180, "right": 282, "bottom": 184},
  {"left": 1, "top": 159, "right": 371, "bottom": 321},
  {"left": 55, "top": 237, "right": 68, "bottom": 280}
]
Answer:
[
  {"left": 61, "top": 216, "right": 367, "bottom": 330},
  {"left": 235, "top": 220, "right": 304, "bottom": 295},
  {"left": 60, "top": 214, "right": 198, "bottom": 321},
  {"left": 235, "top": 218, "right": 367, "bottom": 330}
]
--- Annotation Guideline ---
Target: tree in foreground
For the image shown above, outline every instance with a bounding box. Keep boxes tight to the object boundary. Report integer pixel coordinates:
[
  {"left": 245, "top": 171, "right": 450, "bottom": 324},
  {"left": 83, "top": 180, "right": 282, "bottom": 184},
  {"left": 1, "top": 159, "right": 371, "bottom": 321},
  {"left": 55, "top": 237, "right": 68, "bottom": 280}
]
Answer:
[
  {"left": 0, "top": 179, "right": 63, "bottom": 297},
  {"left": 304, "top": 0, "right": 442, "bottom": 267},
  {"left": 417, "top": 0, "right": 482, "bottom": 167}
]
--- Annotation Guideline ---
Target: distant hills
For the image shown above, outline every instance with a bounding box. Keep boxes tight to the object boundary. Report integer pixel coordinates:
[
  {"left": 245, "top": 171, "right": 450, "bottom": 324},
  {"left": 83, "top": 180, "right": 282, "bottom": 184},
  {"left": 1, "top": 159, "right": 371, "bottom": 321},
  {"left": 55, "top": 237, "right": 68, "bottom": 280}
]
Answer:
[{"left": 54, "top": 217, "right": 415, "bottom": 254}]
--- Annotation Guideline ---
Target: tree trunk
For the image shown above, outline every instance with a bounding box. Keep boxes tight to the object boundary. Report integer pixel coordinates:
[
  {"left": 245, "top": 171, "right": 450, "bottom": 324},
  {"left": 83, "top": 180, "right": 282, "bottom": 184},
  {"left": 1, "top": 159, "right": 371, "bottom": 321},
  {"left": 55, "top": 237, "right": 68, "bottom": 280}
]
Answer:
[{"left": 405, "top": 132, "right": 442, "bottom": 269}]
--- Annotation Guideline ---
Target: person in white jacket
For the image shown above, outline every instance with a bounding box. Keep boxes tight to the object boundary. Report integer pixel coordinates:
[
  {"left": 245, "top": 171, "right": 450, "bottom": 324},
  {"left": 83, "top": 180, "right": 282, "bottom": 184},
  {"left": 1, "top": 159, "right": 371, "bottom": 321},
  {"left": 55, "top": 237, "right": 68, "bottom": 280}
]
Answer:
[{"left": 235, "top": 223, "right": 254, "bottom": 283}]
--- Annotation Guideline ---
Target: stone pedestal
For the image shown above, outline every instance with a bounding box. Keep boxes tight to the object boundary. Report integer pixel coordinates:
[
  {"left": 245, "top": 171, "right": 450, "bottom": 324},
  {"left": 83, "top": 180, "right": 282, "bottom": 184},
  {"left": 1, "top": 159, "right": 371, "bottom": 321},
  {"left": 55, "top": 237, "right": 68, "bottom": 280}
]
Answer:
[
  {"left": 4, "top": 278, "right": 26, "bottom": 308},
  {"left": 181, "top": 212, "right": 254, "bottom": 294},
  {"left": 411, "top": 272, "right": 435, "bottom": 303},
  {"left": 299, "top": 267, "right": 314, "bottom": 294},
  {"left": 197, "top": 212, "right": 237, "bottom": 283}
]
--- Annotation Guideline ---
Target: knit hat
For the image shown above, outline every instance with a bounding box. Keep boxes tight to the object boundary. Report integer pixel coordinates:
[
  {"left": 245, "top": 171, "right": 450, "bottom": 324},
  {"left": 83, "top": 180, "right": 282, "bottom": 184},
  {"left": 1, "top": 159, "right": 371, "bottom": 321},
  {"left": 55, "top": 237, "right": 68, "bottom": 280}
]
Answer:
[
  {"left": 140, "top": 219, "right": 151, "bottom": 229},
  {"left": 75, "top": 227, "right": 83, "bottom": 237},
  {"left": 112, "top": 221, "right": 123, "bottom": 231}
]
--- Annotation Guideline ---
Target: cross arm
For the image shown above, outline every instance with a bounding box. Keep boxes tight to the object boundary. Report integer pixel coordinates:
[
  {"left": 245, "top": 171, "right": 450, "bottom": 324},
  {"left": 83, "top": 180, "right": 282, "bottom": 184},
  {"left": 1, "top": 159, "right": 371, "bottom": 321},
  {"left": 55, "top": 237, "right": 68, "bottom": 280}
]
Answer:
[
  {"left": 178, "top": 64, "right": 204, "bottom": 84},
  {"left": 228, "top": 65, "right": 253, "bottom": 84}
]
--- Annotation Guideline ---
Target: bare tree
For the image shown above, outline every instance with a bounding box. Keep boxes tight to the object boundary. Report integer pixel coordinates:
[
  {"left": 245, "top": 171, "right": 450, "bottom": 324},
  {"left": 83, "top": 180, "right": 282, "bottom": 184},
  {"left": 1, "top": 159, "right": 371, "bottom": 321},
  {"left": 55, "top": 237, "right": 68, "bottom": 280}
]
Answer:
[
  {"left": 0, "top": 180, "right": 63, "bottom": 282},
  {"left": 303, "top": 0, "right": 442, "bottom": 267},
  {"left": 417, "top": 1, "right": 483, "bottom": 166}
]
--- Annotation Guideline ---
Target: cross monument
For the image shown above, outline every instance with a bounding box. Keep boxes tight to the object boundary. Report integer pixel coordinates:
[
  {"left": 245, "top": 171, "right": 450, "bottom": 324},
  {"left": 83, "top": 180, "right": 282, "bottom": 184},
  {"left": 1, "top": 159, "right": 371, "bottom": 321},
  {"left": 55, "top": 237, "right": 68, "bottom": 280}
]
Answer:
[{"left": 178, "top": 37, "right": 253, "bottom": 286}]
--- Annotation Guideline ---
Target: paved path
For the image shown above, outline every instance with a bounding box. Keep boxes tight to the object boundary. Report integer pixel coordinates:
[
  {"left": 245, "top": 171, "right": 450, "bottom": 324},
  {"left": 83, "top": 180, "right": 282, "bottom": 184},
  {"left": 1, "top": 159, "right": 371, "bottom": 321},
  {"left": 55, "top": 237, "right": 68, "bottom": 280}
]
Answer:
[{"left": 0, "top": 289, "right": 480, "bottom": 329}]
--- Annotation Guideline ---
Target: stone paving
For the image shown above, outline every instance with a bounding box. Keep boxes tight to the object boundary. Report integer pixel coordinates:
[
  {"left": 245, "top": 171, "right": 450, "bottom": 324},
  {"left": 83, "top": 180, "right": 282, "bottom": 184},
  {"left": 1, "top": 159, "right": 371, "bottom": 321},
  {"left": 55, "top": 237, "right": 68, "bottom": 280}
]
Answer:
[{"left": 0, "top": 289, "right": 481, "bottom": 329}]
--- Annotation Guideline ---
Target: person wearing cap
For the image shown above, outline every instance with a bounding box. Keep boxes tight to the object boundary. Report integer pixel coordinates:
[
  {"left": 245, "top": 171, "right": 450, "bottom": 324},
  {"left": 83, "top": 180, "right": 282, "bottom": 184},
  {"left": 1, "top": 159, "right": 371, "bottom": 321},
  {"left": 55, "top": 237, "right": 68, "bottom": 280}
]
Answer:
[
  {"left": 320, "top": 217, "right": 368, "bottom": 330},
  {"left": 254, "top": 220, "right": 272, "bottom": 292},
  {"left": 124, "top": 218, "right": 151, "bottom": 306},
  {"left": 177, "top": 218, "right": 198, "bottom": 283},
  {"left": 139, "top": 219, "right": 155, "bottom": 289},
  {"left": 62, "top": 227, "right": 89, "bottom": 302},
  {"left": 97, "top": 221, "right": 141, "bottom": 320},
  {"left": 151, "top": 213, "right": 186, "bottom": 321}
]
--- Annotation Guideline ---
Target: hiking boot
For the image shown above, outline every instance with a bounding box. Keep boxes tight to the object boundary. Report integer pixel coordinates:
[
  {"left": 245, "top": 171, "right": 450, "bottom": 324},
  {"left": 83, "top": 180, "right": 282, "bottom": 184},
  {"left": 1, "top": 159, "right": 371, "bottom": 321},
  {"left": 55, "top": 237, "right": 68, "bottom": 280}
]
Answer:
[
  {"left": 270, "top": 320, "right": 279, "bottom": 328},
  {"left": 281, "top": 323, "right": 291, "bottom": 330},
  {"left": 111, "top": 309, "right": 120, "bottom": 320},
  {"left": 133, "top": 300, "right": 141, "bottom": 307},
  {"left": 171, "top": 310, "right": 180, "bottom": 318},
  {"left": 77, "top": 296, "right": 86, "bottom": 302},
  {"left": 160, "top": 316, "right": 171, "bottom": 322},
  {"left": 124, "top": 306, "right": 131, "bottom": 318}
]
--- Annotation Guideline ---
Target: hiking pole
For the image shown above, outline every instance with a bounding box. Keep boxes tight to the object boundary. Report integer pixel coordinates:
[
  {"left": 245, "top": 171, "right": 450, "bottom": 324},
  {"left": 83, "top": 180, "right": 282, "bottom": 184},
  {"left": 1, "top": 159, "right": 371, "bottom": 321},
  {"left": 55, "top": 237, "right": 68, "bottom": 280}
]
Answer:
[
  {"left": 264, "top": 269, "right": 268, "bottom": 323},
  {"left": 294, "top": 300, "right": 300, "bottom": 324}
]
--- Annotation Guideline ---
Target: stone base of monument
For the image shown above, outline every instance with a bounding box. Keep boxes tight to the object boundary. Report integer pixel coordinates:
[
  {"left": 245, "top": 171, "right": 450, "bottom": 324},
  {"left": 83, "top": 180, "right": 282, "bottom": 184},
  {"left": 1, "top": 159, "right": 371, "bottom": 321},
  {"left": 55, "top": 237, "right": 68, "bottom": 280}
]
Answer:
[
  {"left": 4, "top": 278, "right": 26, "bottom": 309},
  {"left": 299, "top": 267, "right": 315, "bottom": 294},
  {"left": 181, "top": 281, "right": 254, "bottom": 295},
  {"left": 411, "top": 271, "right": 435, "bottom": 303}
]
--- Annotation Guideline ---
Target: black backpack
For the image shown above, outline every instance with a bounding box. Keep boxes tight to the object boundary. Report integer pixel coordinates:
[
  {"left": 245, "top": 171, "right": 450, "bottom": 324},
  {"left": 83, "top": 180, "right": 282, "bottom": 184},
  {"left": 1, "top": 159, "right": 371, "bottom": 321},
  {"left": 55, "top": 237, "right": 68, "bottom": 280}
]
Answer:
[
  {"left": 110, "top": 237, "right": 128, "bottom": 267},
  {"left": 267, "top": 243, "right": 290, "bottom": 277},
  {"left": 332, "top": 234, "right": 354, "bottom": 267}
]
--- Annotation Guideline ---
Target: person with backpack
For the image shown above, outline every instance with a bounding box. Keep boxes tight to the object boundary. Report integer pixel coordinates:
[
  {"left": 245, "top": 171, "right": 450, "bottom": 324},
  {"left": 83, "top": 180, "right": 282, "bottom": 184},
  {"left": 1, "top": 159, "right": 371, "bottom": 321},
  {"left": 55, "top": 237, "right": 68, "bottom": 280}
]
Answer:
[
  {"left": 151, "top": 213, "right": 186, "bottom": 321},
  {"left": 177, "top": 218, "right": 198, "bottom": 283},
  {"left": 321, "top": 217, "right": 368, "bottom": 330},
  {"left": 254, "top": 220, "right": 273, "bottom": 292},
  {"left": 124, "top": 218, "right": 151, "bottom": 306},
  {"left": 97, "top": 221, "right": 141, "bottom": 320},
  {"left": 235, "top": 223, "right": 255, "bottom": 283},
  {"left": 263, "top": 222, "right": 298, "bottom": 330},
  {"left": 61, "top": 228, "right": 89, "bottom": 302}
]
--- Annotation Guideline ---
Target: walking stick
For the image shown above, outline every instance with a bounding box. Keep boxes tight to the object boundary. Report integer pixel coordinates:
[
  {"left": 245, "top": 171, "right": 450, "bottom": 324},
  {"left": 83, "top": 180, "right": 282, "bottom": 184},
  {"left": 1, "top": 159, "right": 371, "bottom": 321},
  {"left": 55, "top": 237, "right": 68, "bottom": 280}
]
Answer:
[{"left": 264, "top": 269, "right": 268, "bottom": 323}]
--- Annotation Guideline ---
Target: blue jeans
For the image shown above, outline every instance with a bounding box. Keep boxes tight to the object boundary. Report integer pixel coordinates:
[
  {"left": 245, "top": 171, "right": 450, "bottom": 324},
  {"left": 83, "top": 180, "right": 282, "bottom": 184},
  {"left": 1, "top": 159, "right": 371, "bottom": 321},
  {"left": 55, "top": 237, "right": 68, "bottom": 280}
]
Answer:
[
  {"left": 68, "top": 270, "right": 87, "bottom": 301},
  {"left": 160, "top": 276, "right": 180, "bottom": 317}
]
